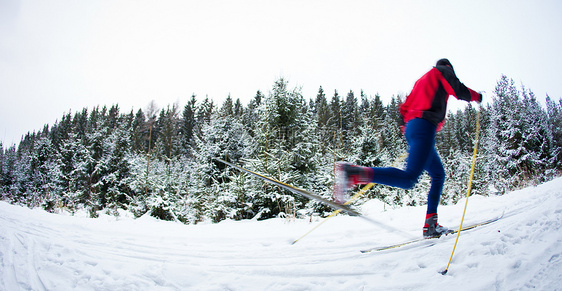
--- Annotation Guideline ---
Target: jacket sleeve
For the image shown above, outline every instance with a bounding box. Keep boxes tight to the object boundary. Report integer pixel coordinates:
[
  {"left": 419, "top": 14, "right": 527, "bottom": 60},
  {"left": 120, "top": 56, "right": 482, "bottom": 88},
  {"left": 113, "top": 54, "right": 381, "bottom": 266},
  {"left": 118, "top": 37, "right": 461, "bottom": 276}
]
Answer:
[{"left": 437, "top": 65, "right": 482, "bottom": 102}]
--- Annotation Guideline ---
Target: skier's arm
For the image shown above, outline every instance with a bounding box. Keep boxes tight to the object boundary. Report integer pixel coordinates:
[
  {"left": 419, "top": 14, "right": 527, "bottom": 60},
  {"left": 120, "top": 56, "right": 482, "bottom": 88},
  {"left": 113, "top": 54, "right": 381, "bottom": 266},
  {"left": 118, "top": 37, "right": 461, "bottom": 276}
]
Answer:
[{"left": 437, "top": 66, "right": 482, "bottom": 103}]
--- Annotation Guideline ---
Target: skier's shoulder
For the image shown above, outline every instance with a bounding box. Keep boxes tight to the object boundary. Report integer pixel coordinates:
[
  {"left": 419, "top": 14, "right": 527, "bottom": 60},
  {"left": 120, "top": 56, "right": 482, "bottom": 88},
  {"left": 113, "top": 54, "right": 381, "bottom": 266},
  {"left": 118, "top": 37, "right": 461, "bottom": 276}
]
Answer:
[{"left": 434, "top": 65, "right": 457, "bottom": 80}]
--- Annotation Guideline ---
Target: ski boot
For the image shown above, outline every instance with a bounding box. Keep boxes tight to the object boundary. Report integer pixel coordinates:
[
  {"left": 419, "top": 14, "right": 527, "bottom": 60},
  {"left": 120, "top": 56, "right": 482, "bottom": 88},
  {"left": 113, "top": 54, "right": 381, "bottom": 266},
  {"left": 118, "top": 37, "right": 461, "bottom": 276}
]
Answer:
[
  {"left": 333, "top": 162, "right": 373, "bottom": 204},
  {"left": 423, "top": 213, "right": 449, "bottom": 238}
]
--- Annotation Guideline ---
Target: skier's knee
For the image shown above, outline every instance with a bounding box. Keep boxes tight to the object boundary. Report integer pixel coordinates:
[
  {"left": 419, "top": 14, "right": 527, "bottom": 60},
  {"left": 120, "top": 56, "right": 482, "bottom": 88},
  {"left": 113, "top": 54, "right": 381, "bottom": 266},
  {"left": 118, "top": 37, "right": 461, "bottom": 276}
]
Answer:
[
  {"left": 403, "top": 177, "right": 418, "bottom": 189},
  {"left": 432, "top": 170, "right": 446, "bottom": 184}
]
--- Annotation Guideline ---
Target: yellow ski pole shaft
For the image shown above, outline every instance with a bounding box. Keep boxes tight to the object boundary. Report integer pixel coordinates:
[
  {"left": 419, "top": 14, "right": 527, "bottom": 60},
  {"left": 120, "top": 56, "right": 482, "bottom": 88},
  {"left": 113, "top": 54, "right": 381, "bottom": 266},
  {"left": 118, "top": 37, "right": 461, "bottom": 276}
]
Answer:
[{"left": 441, "top": 107, "right": 481, "bottom": 275}]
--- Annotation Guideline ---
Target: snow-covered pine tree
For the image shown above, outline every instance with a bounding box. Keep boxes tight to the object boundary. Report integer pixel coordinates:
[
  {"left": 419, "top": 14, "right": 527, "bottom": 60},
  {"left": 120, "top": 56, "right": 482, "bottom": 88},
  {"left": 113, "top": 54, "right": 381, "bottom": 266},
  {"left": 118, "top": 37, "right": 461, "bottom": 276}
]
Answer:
[
  {"left": 29, "top": 130, "right": 64, "bottom": 212},
  {"left": 180, "top": 94, "right": 197, "bottom": 155},
  {"left": 314, "top": 86, "right": 331, "bottom": 156},
  {"left": 190, "top": 101, "right": 249, "bottom": 222},
  {"left": 58, "top": 132, "right": 86, "bottom": 214},
  {"left": 131, "top": 109, "right": 147, "bottom": 153},
  {"left": 481, "top": 76, "right": 554, "bottom": 192},
  {"left": 82, "top": 107, "right": 110, "bottom": 217},
  {"left": 483, "top": 76, "right": 522, "bottom": 192},
  {"left": 0, "top": 142, "right": 4, "bottom": 196},
  {"left": 243, "top": 78, "right": 317, "bottom": 219},
  {"left": 342, "top": 90, "right": 361, "bottom": 151},
  {"left": 0, "top": 143, "right": 5, "bottom": 195},
  {"left": 545, "top": 95, "right": 562, "bottom": 171},
  {"left": 102, "top": 121, "right": 133, "bottom": 216},
  {"left": 220, "top": 94, "right": 234, "bottom": 117},
  {"left": 0, "top": 144, "right": 17, "bottom": 200},
  {"left": 130, "top": 102, "right": 195, "bottom": 222},
  {"left": 520, "top": 87, "right": 556, "bottom": 183},
  {"left": 241, "top": 91, "right": 263, "bottom": 138},
  {"left": 381, "top": 96, "right": 407, "bottom": 162}
]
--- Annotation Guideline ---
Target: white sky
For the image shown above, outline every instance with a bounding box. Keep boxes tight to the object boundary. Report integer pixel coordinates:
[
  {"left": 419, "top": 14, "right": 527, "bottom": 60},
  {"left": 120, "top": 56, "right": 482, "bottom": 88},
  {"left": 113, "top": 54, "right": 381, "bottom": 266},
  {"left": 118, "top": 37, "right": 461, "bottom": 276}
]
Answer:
[{"left": 1, "top": 0, "right": 561, "bottom": 146}]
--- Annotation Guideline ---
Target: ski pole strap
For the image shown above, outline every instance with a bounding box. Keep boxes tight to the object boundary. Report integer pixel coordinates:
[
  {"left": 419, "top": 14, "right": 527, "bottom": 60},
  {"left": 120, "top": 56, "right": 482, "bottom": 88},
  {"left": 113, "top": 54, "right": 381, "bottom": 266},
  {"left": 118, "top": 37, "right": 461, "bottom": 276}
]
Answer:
[{"left": 442, "top": 106, "right": 481, "bottom": 275}]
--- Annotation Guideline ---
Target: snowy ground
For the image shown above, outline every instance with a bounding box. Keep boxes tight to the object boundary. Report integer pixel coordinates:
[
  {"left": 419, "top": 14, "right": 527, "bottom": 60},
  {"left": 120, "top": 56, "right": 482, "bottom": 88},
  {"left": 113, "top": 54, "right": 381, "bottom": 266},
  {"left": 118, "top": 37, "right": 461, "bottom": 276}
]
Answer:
[{"left": 1, "top": 178, "right": 561, "bottom": 290}]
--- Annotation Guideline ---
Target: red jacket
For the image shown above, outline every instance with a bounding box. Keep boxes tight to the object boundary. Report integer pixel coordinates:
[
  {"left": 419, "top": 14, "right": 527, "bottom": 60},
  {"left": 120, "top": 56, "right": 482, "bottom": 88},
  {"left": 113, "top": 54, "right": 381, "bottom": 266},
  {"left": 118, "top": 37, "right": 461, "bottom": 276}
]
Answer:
[{"left": 400, "top": 65, "right": 482, "bottom": 131}]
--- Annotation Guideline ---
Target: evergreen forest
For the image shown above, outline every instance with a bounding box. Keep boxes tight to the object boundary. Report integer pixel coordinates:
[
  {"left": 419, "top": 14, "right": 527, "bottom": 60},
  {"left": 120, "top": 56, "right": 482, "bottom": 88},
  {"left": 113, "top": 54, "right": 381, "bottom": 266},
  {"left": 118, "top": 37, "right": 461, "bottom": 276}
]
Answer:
[{"left": 1, "top": 75, "right": 561, "bottom": 223}]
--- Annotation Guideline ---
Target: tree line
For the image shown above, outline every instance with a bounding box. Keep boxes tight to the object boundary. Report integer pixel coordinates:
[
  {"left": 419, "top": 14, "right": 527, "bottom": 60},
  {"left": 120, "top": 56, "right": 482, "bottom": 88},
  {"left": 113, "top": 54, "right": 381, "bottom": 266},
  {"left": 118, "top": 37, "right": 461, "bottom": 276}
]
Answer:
[{"left": 1, "top": 76, "right": 561, "bottom": 223}]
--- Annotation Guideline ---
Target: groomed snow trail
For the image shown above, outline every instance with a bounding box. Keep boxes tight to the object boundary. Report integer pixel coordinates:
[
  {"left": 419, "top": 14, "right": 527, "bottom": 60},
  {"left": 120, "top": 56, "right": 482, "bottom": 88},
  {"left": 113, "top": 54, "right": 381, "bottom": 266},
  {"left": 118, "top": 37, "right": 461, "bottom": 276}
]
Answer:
[{"left": 1, "top": 178, "right": 561, "bottom": 290}]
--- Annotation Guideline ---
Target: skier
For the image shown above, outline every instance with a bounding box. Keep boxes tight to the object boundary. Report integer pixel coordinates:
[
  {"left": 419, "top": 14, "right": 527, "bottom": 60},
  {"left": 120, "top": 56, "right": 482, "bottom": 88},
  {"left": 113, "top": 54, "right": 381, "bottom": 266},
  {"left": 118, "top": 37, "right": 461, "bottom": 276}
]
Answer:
[{"left": 334, "top": 58, "right": 482, "bottom": 238}]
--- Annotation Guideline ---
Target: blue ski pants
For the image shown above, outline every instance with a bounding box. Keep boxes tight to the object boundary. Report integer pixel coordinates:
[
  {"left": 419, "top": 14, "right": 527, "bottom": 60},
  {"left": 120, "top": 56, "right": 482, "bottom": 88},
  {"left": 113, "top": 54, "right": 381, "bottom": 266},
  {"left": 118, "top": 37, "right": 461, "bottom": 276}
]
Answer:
[{"left": 370, "top": 118, "right": 445, "bottom": 214}]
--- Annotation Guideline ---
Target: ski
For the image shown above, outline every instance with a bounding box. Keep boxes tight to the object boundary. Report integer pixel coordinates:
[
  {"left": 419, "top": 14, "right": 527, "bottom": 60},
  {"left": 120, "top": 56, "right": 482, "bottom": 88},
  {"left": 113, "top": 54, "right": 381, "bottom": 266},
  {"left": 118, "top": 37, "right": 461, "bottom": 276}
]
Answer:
[
  {"left": 213, "top": 158, "right": 360, "bottom": 216},
  {"left": 361, "top": 212, "right": 504, "bottom": 253}
]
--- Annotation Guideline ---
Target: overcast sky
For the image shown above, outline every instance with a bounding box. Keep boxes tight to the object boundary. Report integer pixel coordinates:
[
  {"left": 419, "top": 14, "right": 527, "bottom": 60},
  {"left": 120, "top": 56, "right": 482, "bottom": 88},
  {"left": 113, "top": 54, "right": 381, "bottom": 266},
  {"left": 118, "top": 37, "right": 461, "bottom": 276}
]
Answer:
[{"left": 1, "top": 0, "right": 561, "bottom": 146}]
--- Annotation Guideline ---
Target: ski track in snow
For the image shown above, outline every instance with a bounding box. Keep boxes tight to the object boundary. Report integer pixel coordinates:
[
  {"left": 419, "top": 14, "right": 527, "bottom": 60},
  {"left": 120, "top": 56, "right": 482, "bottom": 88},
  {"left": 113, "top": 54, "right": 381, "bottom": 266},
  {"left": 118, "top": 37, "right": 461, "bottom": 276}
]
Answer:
[{"left": 1, "top": 178, "right": 562, "bottom": 290}]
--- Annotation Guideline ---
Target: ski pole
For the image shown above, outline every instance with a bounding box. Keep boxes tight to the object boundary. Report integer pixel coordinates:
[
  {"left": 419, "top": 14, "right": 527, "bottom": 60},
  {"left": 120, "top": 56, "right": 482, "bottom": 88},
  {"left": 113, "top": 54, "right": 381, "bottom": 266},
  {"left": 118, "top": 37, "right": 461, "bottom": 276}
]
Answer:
[{"left": 441, "top": 106, "right": 481, "bottom": 275}]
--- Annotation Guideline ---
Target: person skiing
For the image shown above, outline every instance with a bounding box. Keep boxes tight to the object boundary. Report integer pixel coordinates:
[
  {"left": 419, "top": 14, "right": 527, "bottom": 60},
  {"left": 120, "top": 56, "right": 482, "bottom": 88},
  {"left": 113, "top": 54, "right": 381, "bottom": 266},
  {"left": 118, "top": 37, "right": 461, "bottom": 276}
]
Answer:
[{"left": 334, "top": 58, "right": 482, "bottom": 238}]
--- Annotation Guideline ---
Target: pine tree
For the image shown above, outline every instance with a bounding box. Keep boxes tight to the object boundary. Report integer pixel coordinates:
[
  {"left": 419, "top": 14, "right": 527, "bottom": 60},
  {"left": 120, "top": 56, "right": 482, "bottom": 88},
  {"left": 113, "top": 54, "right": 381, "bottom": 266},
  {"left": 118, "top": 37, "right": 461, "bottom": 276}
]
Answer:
[
  {"left": 220, "top": 94, "right": 234, "bottom": 117},
  {"left": 234, "top": 98, "right": 243, "bottom": 118},
  {"left": 191, "top": 111, "right": 249, "bottom": 222},
  {"left": 102, "top": 122, "right": 133, "bottom": 216},
  {"left": 381, "top": 96, "right": 407, "bottom": 161},
  {"left": 480, "top": 76, "right": 554, "bottom": 192},
  {"left": 315, "top": 86, "right": 329, "bottom": 126},
  {"left": 329, "top": 89, "right": 342, "bottom": 130},
  {"left": 342, "top": 90, "right": 361, "bottom": 152},
  {"left": 131, "top": 109, "right": 146, "bottom": 153},
  {"left": 156, "top": 104, "right": 181, "bottom": 160},
  {"left": 59, "top": 132, "right": 86, "bottom": 214},
  {"left": 243, "top": 78, "right": 312, "bottom": 219},
  {"left": 485, "top": 76, "right": 522, "bottom": 191},
  {"left": 180, "top": 94, "right": 197, "bottom": 153},
  {"left": 197, "top": 97, "right": 215, "bottom": 129},
  {"left": 520, "top": 87, "right": 555, "bottom": 182},
  {"left": 0, "top": 142, "right": 4, "bottom": 194},
  {"left": 242, "top": 91, "right": 263, "bottom": 137},
  {"left": 32, "top": 132, "right": 63, "bottom": 211},
  {"left": 314, "top": 86, "right": 331, "bottom": 155},
  {"left": 369, "top": 93, "right": 384, "bottom": 127},
  {"left": 546, "top": 95, "right": 562, "bottom": 171},
  {"left": 0, "top": 144, "right": 17, "bottom": 200},
  {"left": 73, "top": 108, "right": 88, "bottom": 140}
]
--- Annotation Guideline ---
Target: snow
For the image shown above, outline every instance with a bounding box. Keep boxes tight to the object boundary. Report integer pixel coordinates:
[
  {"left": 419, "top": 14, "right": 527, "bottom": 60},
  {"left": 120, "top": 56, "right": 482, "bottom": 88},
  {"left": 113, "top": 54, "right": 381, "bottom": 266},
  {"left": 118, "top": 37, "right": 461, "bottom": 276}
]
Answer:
[{"left": 1, "top": 178, "right": 562, "bottom": 290}]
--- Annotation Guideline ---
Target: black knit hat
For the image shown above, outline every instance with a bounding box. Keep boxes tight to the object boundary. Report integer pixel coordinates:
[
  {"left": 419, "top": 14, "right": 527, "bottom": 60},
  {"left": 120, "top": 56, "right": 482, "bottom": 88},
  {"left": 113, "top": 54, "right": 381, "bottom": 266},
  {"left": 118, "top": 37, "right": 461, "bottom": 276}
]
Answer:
[{"left": 436, "top": 58, "right": 454, "bottom": 71}]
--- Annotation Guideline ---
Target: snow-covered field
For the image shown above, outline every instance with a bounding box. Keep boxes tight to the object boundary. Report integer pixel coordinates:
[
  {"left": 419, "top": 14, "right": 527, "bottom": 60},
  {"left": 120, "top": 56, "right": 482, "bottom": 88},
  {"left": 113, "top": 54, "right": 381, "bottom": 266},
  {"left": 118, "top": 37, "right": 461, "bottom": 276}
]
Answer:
[{"left": 1, "top": 178, "right": 561, "bottom": 291}]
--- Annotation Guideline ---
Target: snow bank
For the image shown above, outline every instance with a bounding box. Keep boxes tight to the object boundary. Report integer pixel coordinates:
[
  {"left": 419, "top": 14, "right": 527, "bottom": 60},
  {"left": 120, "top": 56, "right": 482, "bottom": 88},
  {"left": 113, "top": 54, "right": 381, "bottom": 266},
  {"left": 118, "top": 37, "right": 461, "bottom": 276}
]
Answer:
[{"left": 1, "top": 177, "right": 561, "bottom": 290}]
